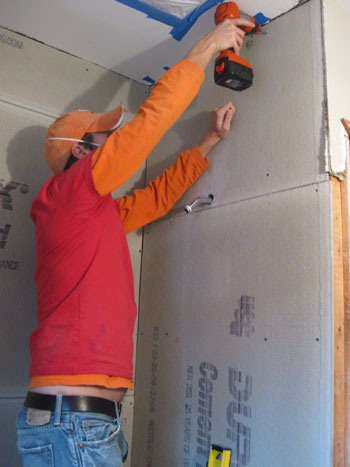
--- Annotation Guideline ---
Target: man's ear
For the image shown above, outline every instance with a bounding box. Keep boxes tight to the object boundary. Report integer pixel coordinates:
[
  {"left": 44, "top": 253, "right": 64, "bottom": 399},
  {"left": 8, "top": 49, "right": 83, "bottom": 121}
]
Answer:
[{"left": 71, "top": 144, "right": 88, "bottom": 160}]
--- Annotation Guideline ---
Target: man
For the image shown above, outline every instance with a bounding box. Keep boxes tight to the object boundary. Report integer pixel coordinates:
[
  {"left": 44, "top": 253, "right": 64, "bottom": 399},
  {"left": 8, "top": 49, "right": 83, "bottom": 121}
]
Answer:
[{"left": 16, "top": 17, "right": 254, "bottom": 466}]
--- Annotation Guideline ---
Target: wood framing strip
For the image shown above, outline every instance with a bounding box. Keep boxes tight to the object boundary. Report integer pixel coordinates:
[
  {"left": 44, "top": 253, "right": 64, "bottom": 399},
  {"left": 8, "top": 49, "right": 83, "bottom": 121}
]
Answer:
[
  {"left": 342, "top": 172, "right": 350, "bottom": 467},
  {"left": 333, "top": 120, "right": 350, "bottom": 467},
  {"left": 341, "top": 119, "right": 350, "bottom": 139},
  {"left": 341, "top": 118, "right": 350, "bottom": 466},
  {"left": 332, "top": 176, "right": 346, "bottom": 467}
]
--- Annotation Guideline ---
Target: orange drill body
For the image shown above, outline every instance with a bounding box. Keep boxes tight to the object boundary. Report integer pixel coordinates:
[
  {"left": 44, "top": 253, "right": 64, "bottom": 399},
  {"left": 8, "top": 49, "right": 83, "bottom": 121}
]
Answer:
[{"left": 214, "top": 2, "right": 260, "bottom": 91}]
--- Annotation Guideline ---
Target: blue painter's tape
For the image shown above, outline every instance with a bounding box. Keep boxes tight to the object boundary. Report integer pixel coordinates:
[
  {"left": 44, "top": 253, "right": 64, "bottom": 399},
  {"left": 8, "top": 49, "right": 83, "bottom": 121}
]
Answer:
[
  {"left": 171, "top": 0, "right": 224, "bottom": 41},
  {"left": 114, "top": 1, "right": 270, "bottom": 41},
  {"left": 142, "top": 76, "right": 155, "bottom": 84},
  {"left": 114, "top": 0, "right": 181, "bottom": 27},
  {"left": 254, "top": 12, "right": 271, "bottom": 25},
  {"left": 114, "top": 0, "right": 225, "bottom": 41},
  {"left": 163, "top": 66, "right": 170, "bottom": 71}
]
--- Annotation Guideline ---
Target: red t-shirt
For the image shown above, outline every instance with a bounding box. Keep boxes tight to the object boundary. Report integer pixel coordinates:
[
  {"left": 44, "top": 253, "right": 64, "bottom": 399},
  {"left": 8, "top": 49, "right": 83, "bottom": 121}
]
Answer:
[{"left": 29, "top": 60, "right": 209, "bottom": 388}]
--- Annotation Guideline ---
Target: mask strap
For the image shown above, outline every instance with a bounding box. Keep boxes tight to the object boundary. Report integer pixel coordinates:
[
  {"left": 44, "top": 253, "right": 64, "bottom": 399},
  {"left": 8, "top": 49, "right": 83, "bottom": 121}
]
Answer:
[
  {"left": 46, "top": 137, "right": 101, "bottom": 147},
  {"left": 110, "top": 109, "right": 124, "bottom": 130}
]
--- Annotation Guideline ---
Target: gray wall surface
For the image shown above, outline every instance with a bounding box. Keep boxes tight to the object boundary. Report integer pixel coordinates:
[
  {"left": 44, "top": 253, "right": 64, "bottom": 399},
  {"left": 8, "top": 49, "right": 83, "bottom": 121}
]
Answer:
[
  {"left": 323, "top": 0, "right": 350, "bottom": 173},
  {"left": 0, "top": 26, "right": 147, "bottom": 466},
  {"left": 133, "top": 1, "right": 333, "bottom": 466}
]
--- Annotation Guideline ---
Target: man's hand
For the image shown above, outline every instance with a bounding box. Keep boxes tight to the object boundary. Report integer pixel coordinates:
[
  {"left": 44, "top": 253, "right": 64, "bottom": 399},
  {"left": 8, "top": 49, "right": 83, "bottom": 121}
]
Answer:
[
  {"left": 185, "top": 18, "right": 255, "bottom": 70},
  {"left": 198, "top": 102, "right": 235, "bottom": 157}
]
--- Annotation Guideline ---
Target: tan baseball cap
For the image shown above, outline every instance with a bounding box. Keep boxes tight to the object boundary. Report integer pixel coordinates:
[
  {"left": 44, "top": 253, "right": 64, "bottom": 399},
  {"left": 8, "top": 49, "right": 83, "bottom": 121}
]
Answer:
[{"left": 45, "top": 105, "right": 124, "bottom": 173}]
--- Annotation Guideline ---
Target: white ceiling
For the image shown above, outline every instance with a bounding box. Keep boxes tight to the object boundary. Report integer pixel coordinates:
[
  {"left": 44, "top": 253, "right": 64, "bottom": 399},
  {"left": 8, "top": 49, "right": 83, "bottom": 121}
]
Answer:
[{"left": 1, "top": 0, "right": 300, "bottom": 84}]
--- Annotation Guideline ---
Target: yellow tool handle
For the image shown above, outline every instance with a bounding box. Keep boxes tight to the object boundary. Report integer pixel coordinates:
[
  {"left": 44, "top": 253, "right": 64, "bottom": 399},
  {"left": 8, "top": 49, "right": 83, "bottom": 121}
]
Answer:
[{"left": 208, "top": 445, "right": 232, "bottom": 467}]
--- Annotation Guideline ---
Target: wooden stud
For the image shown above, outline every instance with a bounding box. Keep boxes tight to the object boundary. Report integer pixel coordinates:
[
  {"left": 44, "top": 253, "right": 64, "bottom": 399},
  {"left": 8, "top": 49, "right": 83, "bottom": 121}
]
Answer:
[
  {"left": 340, "top": 119, "right": 350, "bottom": 466},
  {"left": 341, "top": 119, "right": 350, "bottom": 139},
  {"left": 332, "top": 119, "right": 350, "bottom": 467},
  {"left": 342, "top": 172, "right": 350, "bottom": 467},
  {"left": 332, "top": 176, "right": 346, "bottom": 467}
]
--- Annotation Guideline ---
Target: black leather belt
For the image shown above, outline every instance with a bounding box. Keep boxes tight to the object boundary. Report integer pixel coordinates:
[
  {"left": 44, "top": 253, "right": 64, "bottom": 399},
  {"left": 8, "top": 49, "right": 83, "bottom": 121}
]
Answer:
[{"left": 24, "top": 392, "right": 121, "bottom": 418}]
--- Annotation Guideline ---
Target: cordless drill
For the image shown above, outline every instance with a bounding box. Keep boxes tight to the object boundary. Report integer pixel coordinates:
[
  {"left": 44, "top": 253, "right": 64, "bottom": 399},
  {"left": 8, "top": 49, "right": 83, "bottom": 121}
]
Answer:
[{"left": 214, "top": 2, "right": 261, "bottom": 91}]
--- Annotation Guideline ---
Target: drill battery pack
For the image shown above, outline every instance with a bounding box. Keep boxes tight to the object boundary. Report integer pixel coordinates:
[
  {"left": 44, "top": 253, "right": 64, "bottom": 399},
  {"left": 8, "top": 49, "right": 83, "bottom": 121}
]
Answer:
[
  {"left": 214, "top": 3, "right": 261, "bottom": 92},
  {"left": 214, "top": 49, "right": 253, "bottom": 91}
]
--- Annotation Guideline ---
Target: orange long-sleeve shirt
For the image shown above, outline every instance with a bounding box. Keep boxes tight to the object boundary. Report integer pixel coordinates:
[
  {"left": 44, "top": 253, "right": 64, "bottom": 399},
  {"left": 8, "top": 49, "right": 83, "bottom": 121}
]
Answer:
[{"left": 30, "top": 60, "right": 210, "bottom": 391}]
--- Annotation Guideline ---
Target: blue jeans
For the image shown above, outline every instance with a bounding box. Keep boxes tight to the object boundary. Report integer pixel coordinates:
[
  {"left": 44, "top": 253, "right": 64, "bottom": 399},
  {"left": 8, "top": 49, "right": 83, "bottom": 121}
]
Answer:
[{"left": 16, "top": 396, "right": 128, "bottom": 466}]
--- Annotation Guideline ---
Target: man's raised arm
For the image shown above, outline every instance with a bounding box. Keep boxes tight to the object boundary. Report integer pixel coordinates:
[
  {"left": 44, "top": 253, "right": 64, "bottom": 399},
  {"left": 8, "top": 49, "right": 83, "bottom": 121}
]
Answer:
[{"left": 91, "top": 19, "right": 253, "bottom": 196}]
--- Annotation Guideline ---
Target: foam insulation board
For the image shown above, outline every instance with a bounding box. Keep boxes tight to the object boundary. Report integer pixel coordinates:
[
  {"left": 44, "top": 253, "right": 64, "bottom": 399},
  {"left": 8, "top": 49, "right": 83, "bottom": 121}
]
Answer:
[
  {"left": 145, "top": 0, "right": 328, "bottom": 211},
  {"left": 133, "top": 181, "right": 333, "bottom": 467}
]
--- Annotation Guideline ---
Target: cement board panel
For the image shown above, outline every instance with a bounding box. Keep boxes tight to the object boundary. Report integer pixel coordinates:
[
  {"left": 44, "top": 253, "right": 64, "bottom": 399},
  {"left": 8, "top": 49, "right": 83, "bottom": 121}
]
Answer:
[
  {"left": 133, "top": 182, "right": 333, "bottom": 467},
  {"left": 0, "top": 398, "right": 23, "bottom": 467},
  {"left": 120, "top": 393, "right": 136, "bottom": 467},
  {"left": 0, "top": 26, "right": 147, "bottom": 118},
  {"left": 323, "top": 0, "right": 350, "bottom": 173},
  {"left": 145, "top": 0, "right": 327, "bottom": 212},
  {"left": 0, "top": 103, "right": 53, "bottom": 395}
]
